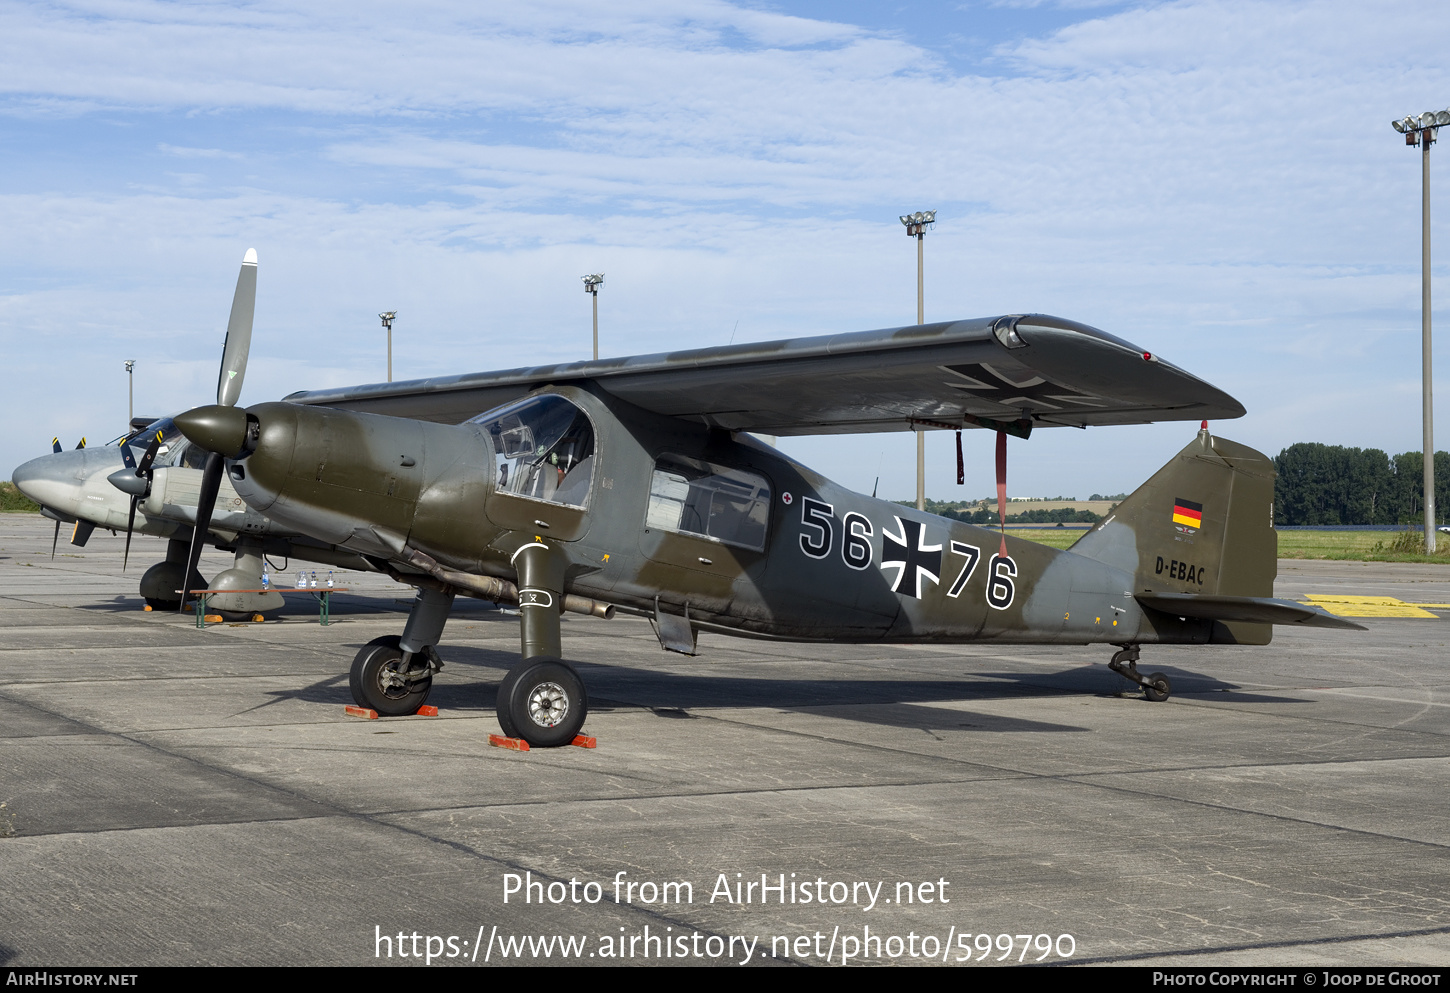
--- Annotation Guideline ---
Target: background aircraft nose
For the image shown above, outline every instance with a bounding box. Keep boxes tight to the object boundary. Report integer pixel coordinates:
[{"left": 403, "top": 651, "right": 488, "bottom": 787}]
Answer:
[{"left": 11, "top": 450, "right": 93, "bottom": 511}]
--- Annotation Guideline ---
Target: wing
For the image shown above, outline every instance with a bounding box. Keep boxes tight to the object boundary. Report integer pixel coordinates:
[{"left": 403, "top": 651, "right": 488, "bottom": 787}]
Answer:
[{"left": 284, "top": 314, "right": 1245, "bottom": 435}]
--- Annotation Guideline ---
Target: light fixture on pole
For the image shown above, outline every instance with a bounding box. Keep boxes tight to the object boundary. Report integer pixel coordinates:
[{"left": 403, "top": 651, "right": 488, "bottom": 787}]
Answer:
[
  {"left": 1392, "top": 108, "right": 1449, "bottom": 552},
  {"left": 124, "top": 360, "right": 135, "bottom": 430},
  {"left": 582, "top": 274, "right": 604, "bottom": 360},
  {"left": 900, "top": 210, "right": 937, "bottom": 511},
  {"left": 379, "top": 312, "right": 397, "bottom": 382}
]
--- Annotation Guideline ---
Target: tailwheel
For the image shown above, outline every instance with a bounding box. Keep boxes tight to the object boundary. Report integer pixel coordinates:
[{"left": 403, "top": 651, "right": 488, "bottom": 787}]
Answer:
[
  {"left": 1143, "top": 672, "right": 1171, "bottom": 703},
  {"left": 497, "top": 657, "right": 587, "bottom": 747},
  {"left": 350, "top": 635, "right": 433, "bottom": 716},
  {"left": 1108, "top": 645, "right": 1172, "bottom": 702}
]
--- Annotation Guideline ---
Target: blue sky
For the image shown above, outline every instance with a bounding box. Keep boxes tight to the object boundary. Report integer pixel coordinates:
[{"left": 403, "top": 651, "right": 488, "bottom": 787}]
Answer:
[{"left": 2, "top": 0, "right": 1447, "bottom": 501}]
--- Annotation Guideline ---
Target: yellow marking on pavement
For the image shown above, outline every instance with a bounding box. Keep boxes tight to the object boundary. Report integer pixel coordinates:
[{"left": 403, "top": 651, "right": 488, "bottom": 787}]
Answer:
[{"left": 1302, "top": 594, "right": 1443, "bottom": 618}]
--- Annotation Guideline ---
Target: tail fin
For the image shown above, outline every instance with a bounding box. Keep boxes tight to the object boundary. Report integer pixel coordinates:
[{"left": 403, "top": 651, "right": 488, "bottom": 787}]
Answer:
[{"left": 1071, "top": 425, "right": 1277, "bottom": 643}]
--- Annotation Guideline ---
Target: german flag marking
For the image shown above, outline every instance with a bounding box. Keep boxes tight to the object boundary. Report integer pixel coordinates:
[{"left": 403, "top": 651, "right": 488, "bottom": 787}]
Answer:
[{"left": 1172, "top": 497, "right": 1203, "bottom": 529}]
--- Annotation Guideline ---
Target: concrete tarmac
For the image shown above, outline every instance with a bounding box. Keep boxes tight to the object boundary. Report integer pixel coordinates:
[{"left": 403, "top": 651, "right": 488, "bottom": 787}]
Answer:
[{"left": 2, "top": 514, "right": 1448, "bottom": 967}]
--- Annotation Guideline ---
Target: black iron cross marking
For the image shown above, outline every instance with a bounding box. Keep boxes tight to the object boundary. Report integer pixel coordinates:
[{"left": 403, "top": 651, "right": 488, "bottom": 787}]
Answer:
[
  {"left": 881, "top": 517, "right": 942, "bottom": 599},
  {"left": 941, "top": 362, "right": 1106, "bottom": 410}
]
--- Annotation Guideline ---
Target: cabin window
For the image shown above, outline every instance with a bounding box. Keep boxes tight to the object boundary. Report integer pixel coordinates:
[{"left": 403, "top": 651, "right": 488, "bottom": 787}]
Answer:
[
  {"left": 645, "top": 455, "right": 770, "bottom": 551},
  {"left": 470, "top": 395, "right": 595, "bottom": 508}
]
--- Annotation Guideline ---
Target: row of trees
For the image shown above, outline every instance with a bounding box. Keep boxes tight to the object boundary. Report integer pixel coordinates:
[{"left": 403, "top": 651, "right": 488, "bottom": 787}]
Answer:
[{"left": 1274, "top": 444, "right": 1450, "bottom": 526}]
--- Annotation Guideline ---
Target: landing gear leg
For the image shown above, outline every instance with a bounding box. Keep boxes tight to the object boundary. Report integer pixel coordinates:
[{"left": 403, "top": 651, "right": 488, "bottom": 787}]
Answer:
[
  {"left": 497, "top": 542, "right": 588, "bottom": 746},
  {"left": 140, "top": 537, "right": 205, "bottom": 610},
  {"left": 349, "top": 587, "right": 452, "bottom": 715},
  {"left": 1108, "top": 645, "right": 1172, "bottom": 703},
  {"left": 208, "top": 539, "right": 285, "bottom": 621}
]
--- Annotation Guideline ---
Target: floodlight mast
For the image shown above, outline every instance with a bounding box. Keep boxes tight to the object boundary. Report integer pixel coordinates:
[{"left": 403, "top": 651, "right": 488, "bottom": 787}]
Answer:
[
  {"left": 379, "top": 312, "right": 397, "bottom": 382},
  {"left": 582, "top": 274, "right": 604, "bottom": 360},
  {"left": 1393, "top": 110, "right": 1449, "bottom": 552},
  {"left": 124, "top": 360, "right": 135, "bottom": 430},
  {"left": 901, "top": 210, "right": 936, "bottom": 511}
]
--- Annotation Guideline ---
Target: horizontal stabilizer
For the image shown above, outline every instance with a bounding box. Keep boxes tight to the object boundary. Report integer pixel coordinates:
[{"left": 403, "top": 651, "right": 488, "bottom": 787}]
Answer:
[{"left": 1136, "top": 593, "right": 1367, "bottom": 631}]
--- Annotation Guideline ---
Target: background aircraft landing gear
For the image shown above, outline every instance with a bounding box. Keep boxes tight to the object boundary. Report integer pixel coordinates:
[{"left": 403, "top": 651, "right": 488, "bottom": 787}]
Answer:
[
  {"left": 206, "top": 539, "right": 284, "bottom": 620},
  {"left": 140, "top": 537, "right": 205, "bottom": 611},
  {"left": 498, "top": 543, "right": 589, "bottom": 746},
  {"left": 350, "top": 587, "right": 452, "bottom": 715},
  {"left": 1108, "top": 645, "right": 1172, "bottom": 702}
]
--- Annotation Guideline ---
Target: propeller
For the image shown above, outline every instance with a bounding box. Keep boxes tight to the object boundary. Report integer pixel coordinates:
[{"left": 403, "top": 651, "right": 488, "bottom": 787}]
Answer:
[
  {"left": 109, "top": 432, "right": 163, "bottom": 570},
  {"left": 47, "top": 435, "right": 87, "bottom": 556},
  {"left": 180, "top": 249, "right": 258, "bottom": 609}
]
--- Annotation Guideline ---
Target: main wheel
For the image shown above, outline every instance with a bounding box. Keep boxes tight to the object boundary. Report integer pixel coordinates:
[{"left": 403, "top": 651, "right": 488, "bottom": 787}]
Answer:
[
  {"left": 496, "top": 658, "right": 587, "bottom": 747},
  {"left": 350, "top": 635, "right": 433, "bottom": 716},
  {"left": 1144, "top": 671, "right": 1171, "bottom": 703}
]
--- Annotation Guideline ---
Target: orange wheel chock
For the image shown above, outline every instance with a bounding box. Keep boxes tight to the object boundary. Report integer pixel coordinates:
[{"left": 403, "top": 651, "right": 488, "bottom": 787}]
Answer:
[
  {"left": 488, "top": 734, "right": 530, "bottom": 751},
  {"left": 344, "top": 705, "right": 379, "bottom": 720},
  {"left": 571, "top": 735, "right": 596, "bottom": 748},
  {"left": 417, "top": 705, "right": 439, "bottom": 717}
]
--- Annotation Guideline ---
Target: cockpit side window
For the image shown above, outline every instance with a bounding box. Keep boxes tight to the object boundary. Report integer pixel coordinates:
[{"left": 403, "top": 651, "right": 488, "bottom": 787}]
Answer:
[{"left": 469, "top": 395, "right": 595, "bottom": 508}]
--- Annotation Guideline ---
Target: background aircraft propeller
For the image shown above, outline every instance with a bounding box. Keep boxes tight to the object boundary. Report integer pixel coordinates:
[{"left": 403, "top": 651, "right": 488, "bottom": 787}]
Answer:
[
  {"left": 110, "top": 432, "right": 163, "bottom": 570},
  {"left": 179, "top": 249, "right": 257, "bottom": 609},
  {"left": 46, "top": 436, "right": 87, "bottom": 558}
]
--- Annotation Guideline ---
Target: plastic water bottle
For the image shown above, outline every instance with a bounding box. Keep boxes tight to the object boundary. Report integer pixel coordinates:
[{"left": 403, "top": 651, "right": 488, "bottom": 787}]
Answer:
[
  {"left": 297, "top": 569, "right": 306, "bottom": 589},
  {"left": 326, "top": 570, "right": 334, "bottom": 588},
  {"left": 310, "top": 571, "right": 318, "bottom": 588},
  {"left": 261, "top": 566, "right": 269, "bottom": 589}
]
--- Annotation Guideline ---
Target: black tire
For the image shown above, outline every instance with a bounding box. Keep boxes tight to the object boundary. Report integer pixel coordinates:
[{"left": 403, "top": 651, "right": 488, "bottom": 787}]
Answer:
[
  {"left": 1144, "top": 672, "right": 1171, "bottom": 703},
  {"left": 496, "top": 658, "right": 587, "bottom": 747},
  {"left": 145, "top": 597, "right": 181, "bottom": 611},
  {"left": 350, "top": 635, "right": 432, "bottom": 716}
]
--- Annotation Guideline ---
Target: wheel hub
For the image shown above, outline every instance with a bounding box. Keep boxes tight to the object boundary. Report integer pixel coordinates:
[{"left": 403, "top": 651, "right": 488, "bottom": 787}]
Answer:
[
  {"left": 527, "top": 681, "right": 569, "bottom": 727},
  {"left": 378, "top": 661, "right": 409, "bottom": 696}
]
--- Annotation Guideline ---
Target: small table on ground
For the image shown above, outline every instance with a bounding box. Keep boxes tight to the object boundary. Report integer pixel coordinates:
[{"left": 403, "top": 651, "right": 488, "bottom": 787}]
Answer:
[{"left": 183, "top": 587, "right": 346, "bottom": 628}]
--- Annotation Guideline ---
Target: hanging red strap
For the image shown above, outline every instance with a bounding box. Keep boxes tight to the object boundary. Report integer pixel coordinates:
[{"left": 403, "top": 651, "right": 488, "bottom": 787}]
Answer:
[
  {"left": 995, "top": 429, "right": 1008, "bottom": 558},
  {"left": 955, "top": 430, "right": 964, "bottom": 485}
]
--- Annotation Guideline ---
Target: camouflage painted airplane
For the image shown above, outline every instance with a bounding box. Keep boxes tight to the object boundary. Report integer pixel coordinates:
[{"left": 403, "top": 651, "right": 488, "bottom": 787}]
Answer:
[
  {"left": 11, "top": 251, "right": 372, "bottom": 617},
  {"left": 166, "top": 267, "right": 1362, "bottom": 746}
]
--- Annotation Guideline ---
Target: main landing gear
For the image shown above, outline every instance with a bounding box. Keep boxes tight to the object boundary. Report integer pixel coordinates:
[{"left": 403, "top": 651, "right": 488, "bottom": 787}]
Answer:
[
  {"left": 1108, "top": 645, "right": 1172, "bottom": 702},
  {"left": 349, "top": 587, "right": 450, "bottom": 716},
  {"left": 495, "top": 542, "right": 588, "bottom": 746},
  {"left": 352, "top": 542, "right": 590, "bottom": 747}
]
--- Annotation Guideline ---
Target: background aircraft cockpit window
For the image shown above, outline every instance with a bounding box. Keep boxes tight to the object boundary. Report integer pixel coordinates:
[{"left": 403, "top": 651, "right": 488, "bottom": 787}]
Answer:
[
  {"left": 123, "top": 416, "right": 186, "bottom": 464},
  {"left": 645, "top": 455, "right": 770, "bottom": 551},
  {"left": 470, "top": 395, "right": 595, "bottom": 507}
]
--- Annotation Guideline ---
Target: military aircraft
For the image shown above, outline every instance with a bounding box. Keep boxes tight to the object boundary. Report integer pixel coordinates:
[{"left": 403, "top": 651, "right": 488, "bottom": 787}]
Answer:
[
  {"left": 11, "top": 251, "right": 375, "bottom": 618},
  {"left": 167, "top": 286, "right": 1362, "bottom": 746}
]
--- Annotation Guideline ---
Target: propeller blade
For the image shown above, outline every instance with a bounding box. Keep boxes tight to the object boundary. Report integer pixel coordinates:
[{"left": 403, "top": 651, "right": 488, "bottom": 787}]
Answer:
[
  {"left": 120, "top": 442, "right": 136, "bottom": 470},
  {"left": 180, "top": 451, "right": 224, "bottom": 612},
  {"left": 217, "top": 248, "right": 257, "bottom": 407},
  {"left": 136, "top": 432, "right": 163, "bottom": 477},
  {"left": 51, "top": 519, "right": 60, "bottom": 559},
  {"left": 52, "top": 437, "right": 62, "bottom": 454},
  {"left": 75, "top": 437, "right": 86, "bottom": 450},
  {"left": 123, "top": 496, "right": 137, "bottom": 571}
]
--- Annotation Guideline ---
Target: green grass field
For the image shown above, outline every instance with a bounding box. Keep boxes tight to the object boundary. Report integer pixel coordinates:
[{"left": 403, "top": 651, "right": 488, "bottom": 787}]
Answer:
[
  {"left": 1011, "top": 526, "right": 1450, "bottom": 563},
  {"left": 0, "top": 482, "right": 39, "bottom": 513}
]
